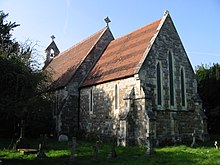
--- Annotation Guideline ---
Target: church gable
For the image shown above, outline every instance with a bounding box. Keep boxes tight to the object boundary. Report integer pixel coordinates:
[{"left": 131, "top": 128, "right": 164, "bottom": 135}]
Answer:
[
  {"left": 135, "top": 11, "right": 208, "bottom": 143},
  {"left": 45, "top": 27, "right": 112, "bottom": 89},
  {"left": 139, "top": 11, "right": 196, "bottom": 111}
]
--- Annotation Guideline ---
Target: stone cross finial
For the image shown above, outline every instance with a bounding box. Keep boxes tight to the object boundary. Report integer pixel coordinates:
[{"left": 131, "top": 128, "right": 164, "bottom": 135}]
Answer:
[
  {"left": 104, "top": 17, "right": 111, "bottom": 26},
  {"left": 51, "top": 35, "right": 55, "bottom": 41},
  {"left": 164, "top": 10, "right": 169, "bottom": 15}
]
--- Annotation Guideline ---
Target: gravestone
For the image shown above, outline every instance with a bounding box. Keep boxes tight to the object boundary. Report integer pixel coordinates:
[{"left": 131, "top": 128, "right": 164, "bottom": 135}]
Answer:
[
  {"left": 91, "top": 141, "right": 101, "bottom": 163},
  {"left": 68, "top": 137, "right": 78, "bottom": 164},
  {"left": 107, "top": 136, "right": 117, "bottom": 160},
  {"left": 191, "top": 130, "right": 196, "bottom": 147},
  {"left": 214, "top": 141, "right": 218, "bottom": 149},
  {"left": 37, "top": 143, "right": 47, "bottom": 158},
  {"left": 15, "top": 120, "right": 29, "bottom": 149},
  {"left": 40, "top": 134, "right": 48, "bottom": 150},
  {"left": 58, "top": 134, "right": 68, "bottom": 142},
  {"left": 145, "top": 136, "right": 155, "bottom": 155}
]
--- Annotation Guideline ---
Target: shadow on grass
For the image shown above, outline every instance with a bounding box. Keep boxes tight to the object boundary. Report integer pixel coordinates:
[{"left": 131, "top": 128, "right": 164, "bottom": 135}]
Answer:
[
  {"left": 155, "top": 149, "right": 200, "bottom": 165},
  {"left": 0, "top": 151, "right": 205, "bottom": 165},
  {"left": 2, "top": 155, "right": 69, "bottom": 165},
  {"left": 1, "top": 137, "right": 220, "bottom": 165}
]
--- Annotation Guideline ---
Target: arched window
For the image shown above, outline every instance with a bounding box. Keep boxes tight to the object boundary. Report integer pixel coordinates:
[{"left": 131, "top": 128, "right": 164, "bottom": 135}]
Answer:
[
  {"left": 156, "top": 62, "right": 162, "bottom": 106},
  {"left": 115, "top": 84, "right": 119, "bottom": 110},
  {"left": 168, "top": 52, "right": 174, "bottom": 106},
  {"left": 181, "top": 68, "right": 186, "bottom": 107},
  {"left": 89, "top": 88, "right": 93, "bottom": 114},
  {"left": 50, "top": 49, "right": 55, "bottom": 58}
]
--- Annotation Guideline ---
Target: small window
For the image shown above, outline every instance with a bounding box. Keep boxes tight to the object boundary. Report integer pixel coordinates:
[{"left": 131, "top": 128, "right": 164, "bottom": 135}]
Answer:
[
  {"left": 89, "top": 88, "right": 93, "bottom": 114},
  {"left": 115, "top": 84, "right": 119, "bottom": 110}
]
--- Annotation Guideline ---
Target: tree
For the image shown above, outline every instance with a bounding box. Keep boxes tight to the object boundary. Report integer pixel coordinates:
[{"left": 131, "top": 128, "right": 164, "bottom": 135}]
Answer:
[
  {"left": 195, "top": 64, "right": 220, "bottom": 134},
  {"left": 0, "top": 11, "right": 54, "bottom": 138},
  {"left": 0, "top": 11, "right": 20, "bottom": 55}
]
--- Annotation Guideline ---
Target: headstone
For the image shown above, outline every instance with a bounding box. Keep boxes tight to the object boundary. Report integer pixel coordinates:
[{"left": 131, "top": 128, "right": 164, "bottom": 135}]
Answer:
[
  {"left": 107, "top": 136, "right": 117, "bottom": 160},
  {"left": 214, "top": 141, "right": 218, "bottom": 149},
  {"left": 68, "top": 137, "right": 78, "bottom": 164},
  {"left": 191, "top": 130, "right": 196, "bottom": 147},
  {"left": 39, "top": 134, "right": 48, "bottom": 150},
  {"left": 145, "top": 136, "right": 155, "bottom": 155},
  {"left": 15, "top": 120, "right": 30, "bottom": 149},
  {"left": 58, "top": 134, "right": 68, "bottom": 142},
  {"left": 37, "top": 143, "right": 47, "bottom": 158},
  {"left": 91, "top": 141, "right": 101, "bottom": 163}
]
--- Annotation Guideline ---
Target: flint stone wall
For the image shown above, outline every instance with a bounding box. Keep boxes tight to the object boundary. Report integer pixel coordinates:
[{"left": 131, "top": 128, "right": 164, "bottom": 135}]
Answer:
[
  {"left": 80, "top": 76, "right": 145, "bottom": 143},
  {"left": 138, "top": 14, "right": 207, "bottom": 144},
  {"left": 54, "top": 28, "right": 114, "bottom": 135}
]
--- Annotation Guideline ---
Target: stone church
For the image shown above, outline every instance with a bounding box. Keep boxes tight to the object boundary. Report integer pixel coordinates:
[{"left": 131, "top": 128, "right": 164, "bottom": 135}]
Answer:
[{"left": 44, "top": 11, "right": 208, "bottom": 146}]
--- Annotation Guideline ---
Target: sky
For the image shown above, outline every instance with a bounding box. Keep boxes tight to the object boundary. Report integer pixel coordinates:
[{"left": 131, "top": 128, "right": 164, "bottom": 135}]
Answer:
[{"left": 1, "top": 0, "right": 220, "bottom": 68}]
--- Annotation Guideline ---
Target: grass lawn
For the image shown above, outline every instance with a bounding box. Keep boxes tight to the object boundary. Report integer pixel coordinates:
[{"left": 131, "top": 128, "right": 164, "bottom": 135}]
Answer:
[{"left": 0, "top": 137, "right": 220, "bottom": 165}]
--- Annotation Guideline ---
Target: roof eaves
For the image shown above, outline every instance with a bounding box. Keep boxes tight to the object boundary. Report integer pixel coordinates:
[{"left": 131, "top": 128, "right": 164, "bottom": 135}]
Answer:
[
  {"left": 52, "top": 27, "right": 108, "bottom": 60},
  {"left": 80, "top": 74, "right": 134, "bottom": 88},
  {"left": 134, "top": 10, "right": 170, "bottom": 74}
]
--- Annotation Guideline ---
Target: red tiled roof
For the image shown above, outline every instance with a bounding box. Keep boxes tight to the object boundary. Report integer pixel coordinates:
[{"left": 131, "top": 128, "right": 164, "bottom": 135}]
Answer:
[
  {"left": 82, "top": 19, "right": 161, "bottom": 86},
  {"left": 45, "top": 27, "right": 108, "bottom": 88}
]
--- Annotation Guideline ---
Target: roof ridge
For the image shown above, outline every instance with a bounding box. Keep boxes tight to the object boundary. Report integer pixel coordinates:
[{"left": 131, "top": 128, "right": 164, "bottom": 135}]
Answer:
[
  {"left": 114, "top": 18, "right": 162, "bottom": 42},
  {"left": 134, "top": 10, "right": 170, "bottom": 74},
  {"left": 45, "top": 26, "right": 111, "bottom": 88},
  {"left": 57, "top": 26, "right": 110, "bottom": 87},
  {"left": 75, "top": 26, "right": 110, "bottom": 74},
  {"left": 53, "top": 26, "right": 108, "bottom": 60}
]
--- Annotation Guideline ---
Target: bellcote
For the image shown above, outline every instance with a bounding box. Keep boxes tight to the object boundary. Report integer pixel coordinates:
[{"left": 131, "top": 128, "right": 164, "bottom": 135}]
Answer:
[{"left": 44, "top": 36, "right": 60, "bottom": 67}]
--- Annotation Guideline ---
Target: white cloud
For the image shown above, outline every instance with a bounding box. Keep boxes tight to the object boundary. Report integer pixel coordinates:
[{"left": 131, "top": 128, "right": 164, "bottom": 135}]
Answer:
[{"left": 63, "top": 0, "right": 71, "bottom": 34}]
